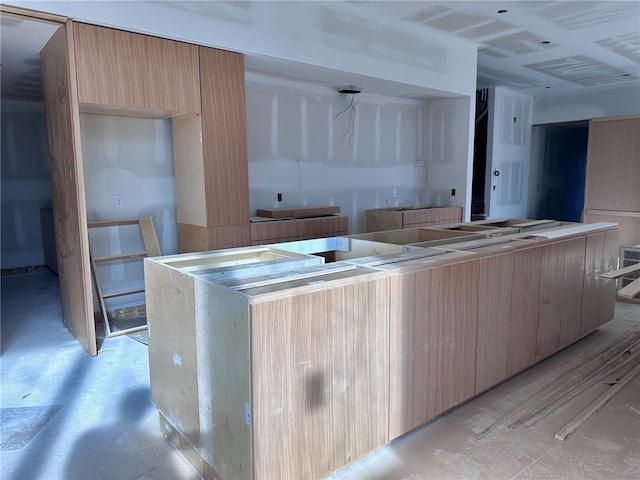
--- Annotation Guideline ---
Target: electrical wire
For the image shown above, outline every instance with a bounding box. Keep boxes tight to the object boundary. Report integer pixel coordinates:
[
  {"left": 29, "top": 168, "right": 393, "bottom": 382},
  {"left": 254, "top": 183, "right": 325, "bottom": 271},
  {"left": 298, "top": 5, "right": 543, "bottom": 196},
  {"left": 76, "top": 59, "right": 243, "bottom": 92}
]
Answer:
[{"left": 335, "top": 93, "right": 357, "bottom": 146}]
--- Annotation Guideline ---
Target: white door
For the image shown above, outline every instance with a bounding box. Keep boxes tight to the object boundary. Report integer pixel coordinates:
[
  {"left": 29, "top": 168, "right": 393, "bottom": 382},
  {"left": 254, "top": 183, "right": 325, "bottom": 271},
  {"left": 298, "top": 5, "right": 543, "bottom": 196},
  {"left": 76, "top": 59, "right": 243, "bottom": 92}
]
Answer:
[{"left": 485, "top": 87, "right": 533, "bottom": 219}]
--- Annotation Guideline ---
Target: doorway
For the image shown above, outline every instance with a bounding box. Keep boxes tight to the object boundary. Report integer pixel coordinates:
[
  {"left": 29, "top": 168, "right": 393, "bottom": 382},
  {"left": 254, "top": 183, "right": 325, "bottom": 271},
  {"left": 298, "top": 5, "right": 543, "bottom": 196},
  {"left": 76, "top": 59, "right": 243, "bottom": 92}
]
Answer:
[{"left": 529, "top": 121, "right": 589, "bottom": 222}]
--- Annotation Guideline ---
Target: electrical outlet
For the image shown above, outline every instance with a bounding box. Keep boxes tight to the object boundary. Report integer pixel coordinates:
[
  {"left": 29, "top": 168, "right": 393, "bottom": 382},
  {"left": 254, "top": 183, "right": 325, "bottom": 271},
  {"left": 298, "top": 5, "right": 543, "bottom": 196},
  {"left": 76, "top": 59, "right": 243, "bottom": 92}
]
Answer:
[
  {"left": 114, "top": 194, "right": 124, "bottom": 208},
  {"left": 277, "top": 193, "right": 283, "bottom": 202},
  {"left": 392, "top": 188, "right": 398, "bottom": 198}
]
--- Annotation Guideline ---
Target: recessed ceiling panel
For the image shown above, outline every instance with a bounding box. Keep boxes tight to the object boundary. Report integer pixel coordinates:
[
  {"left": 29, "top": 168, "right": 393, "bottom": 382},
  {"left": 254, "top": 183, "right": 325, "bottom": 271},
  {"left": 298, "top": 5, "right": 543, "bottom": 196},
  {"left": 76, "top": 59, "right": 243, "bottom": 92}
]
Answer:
[
  {"left": 597, "top": 32, "right": 640, "bottom": 63},
  {"left": 534, "top": 1, "right": 637, "bottom": 30},
  {"left": 484, "top": 30, "right": 559, "bottom": 57},
  {"left": 524, "top": 55, "right": 636, "bottom": 86},
  {"left": 477, "top": 66, "right": 541, "bottom": 89}
]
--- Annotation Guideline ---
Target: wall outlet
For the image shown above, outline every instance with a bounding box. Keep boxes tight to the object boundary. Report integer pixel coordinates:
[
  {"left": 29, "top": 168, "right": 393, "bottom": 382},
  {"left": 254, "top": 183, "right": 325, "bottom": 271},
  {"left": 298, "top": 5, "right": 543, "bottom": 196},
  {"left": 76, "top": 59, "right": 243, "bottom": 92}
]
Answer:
[
  {"left": 277, "top": 193, "right": 283, "bottom": 202},
  {"left": 392, "top": 188, "right": 397, "bottom": 198},
  {"left": 114, "top": 194, "right": 124, "bottom": 208}
]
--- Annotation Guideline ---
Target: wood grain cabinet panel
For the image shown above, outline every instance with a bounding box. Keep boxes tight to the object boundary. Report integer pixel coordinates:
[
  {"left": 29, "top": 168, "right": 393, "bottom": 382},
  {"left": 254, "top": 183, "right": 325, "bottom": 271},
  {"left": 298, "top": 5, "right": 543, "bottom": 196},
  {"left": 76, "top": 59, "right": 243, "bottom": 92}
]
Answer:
[
  {"left": 581, "top": 232, "right": 605, "bottom": 336},
  {"left": 476, "top": 253, "right": 513, "bottom": 393},
  {"left": 144, "top": 36, "right": 200, "bottom": 113},
  {"left": 508, "top": 247, "right": 541, "bottom": 376},
  {"left": 536, "top": 242, "right": 565, "bottom": 360},
  {"left": 585, "top": 118, "right": 640, "bottom": 212},
  {"left": 559, "top": 236, "right": 586, "bottom": 347},
  {"left": 388, "top": 267, "right": 439, "bottom": 440},
  {"left": 199, "top": 46, "right": 250, "bottom": 229},
  {"left": 436, "top": 260, "right": 479, "bottom": 413},
  {"left": 599, "top": 229, "right": 619, "bottom": 326},
  {"left": 251, "top": 279, "right": 388, "bottom": 480}
]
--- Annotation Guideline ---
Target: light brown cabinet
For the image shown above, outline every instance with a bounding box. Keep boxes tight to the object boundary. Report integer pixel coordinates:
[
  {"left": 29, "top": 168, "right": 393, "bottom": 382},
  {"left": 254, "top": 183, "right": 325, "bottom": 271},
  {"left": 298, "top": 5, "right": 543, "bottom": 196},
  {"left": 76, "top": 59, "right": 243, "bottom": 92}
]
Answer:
[
  {"left": 475, "top": 252, "right": 513, "bottom": 393},
  {"left": 367, "top": 206, "right": 463, "bottom": 232},
  {"left": 73, "top": 23, "right": 199, "bottom": 114}
]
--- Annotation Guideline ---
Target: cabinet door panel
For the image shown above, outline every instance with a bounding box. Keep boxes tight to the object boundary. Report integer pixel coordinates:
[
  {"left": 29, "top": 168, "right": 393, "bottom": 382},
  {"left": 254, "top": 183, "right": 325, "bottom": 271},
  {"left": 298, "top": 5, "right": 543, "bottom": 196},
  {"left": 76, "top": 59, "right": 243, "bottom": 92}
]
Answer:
[
  {"left": 560, "top": 237, "right": 586, "bottom": 347},
  {"left": 436, "top": 261, "right": 479, "bottom": 413},
  {"left": 388, "top": 267, "right": 438, "bottom": 439},
  {"left": 145, "top": 36, "right": 200, "bottom": 112},
  {"left": 200, "top": 46, "right": 250, "bottom": 228},
  {"left": 581, "top": 232, "right": 604, "bottom": 335},
  {"left": 508, "top": 247, "right": 541, "bottom": 376},
  {"left": 536, "top": 242, "right": 565, "bottom": 360},
  {"left": 476, "top": 253, "right": 513, "bottom": 393}
]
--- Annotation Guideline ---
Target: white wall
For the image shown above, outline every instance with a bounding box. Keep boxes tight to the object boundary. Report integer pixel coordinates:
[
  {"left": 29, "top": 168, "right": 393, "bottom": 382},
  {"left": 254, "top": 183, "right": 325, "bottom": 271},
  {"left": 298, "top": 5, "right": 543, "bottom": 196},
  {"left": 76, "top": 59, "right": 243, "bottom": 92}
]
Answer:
[
  {"left": 533, "top": 82, "right": 640, "bottom": 124},
  {"left": 80, "top": 114, "right": 178, "bottom": 308},
  {"left": 12, "top": 1, "right": 478, "bottom": 96},
  {"left": 423, "top": 96, "right": 475, "bottom": 221},
  {"left": 246, "top": 74, "right": 426, "bottom": 234},
  {"left": 0, "top": 100, "right": 51, "bottom": 269}
]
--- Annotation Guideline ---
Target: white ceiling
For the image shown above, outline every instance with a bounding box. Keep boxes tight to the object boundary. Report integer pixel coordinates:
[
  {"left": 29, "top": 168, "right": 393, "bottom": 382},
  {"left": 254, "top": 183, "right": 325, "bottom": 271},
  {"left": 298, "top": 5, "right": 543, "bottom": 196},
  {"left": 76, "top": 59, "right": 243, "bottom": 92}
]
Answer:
[{"left": 1, "top": 1, "right": 639, "bottom": 102}]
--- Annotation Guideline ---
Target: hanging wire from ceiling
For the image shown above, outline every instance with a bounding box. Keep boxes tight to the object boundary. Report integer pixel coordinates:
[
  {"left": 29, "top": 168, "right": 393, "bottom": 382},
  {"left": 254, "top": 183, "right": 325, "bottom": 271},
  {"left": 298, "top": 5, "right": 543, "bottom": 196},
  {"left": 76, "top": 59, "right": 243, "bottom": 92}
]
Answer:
[{"left": 335, "top": 85, "right": 361, "bottom": 147}]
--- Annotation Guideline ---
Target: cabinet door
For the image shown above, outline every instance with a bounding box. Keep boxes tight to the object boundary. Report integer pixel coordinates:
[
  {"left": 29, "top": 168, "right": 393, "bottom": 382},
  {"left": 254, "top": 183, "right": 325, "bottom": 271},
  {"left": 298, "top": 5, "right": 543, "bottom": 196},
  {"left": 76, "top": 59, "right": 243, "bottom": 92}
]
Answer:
[
  {"left": 508, "top": 247, "right": 541, "bottom": 376},
  {"left": 436, "top": 260, "right": 479, "bottom": 413},
  {"left": 388, "top": 267, "right": 439, "bottom": 440},
  {"left": 199, "top": 46, "right": 250, "bottom": 229},
  {"left": 536, "top": 242, "right": 565, "bottom": 360},
  {"left": 559, "top": 236, "right": 586, "bottom": 347},
  {"left": 581, "top": 232, "right": 605, "bottom": 336},
  {"left": 598, "top": 229, "right": 619, "bottom": 326},
  {"left": 476, "top": 253, "right": 513, "bottom": 393},
  {"left": 145, "top": 36, "right": 200, "bottom": 113},
  {"left": 251, "top": 278, "right": 388, "bottom": 480},
  {"left": 73, "top": 23, "right": 145, "bottom": 108}
]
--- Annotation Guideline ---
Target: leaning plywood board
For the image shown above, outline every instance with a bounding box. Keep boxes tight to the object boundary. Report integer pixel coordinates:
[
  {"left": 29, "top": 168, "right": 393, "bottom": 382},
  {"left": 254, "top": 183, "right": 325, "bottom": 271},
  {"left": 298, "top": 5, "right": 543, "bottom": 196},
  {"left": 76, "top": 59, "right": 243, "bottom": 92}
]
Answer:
[
  {"left": 600, "top": 262, "right": 640, "bottom": 279},
  {"left": 41, "top": 22, "right": 96, "bottom": 355},
  {"left": 618, "top": 277, "right": 640, "bottom": 299}
]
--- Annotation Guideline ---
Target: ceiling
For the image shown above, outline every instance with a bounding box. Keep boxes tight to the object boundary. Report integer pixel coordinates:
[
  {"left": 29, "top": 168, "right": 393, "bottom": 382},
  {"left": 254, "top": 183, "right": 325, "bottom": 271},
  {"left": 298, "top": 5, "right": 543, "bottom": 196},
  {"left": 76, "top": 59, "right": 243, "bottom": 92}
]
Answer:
[{"left": 1, "top": 1, "right": 639, "bottom": 102}]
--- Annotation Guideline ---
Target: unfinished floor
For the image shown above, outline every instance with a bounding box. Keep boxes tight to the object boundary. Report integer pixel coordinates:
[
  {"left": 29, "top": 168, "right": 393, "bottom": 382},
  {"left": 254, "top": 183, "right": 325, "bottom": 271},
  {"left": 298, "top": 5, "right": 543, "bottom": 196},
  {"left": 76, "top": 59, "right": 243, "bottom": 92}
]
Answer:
[{"left": 1, "top": 270, "right": 639, "bottom": 480}]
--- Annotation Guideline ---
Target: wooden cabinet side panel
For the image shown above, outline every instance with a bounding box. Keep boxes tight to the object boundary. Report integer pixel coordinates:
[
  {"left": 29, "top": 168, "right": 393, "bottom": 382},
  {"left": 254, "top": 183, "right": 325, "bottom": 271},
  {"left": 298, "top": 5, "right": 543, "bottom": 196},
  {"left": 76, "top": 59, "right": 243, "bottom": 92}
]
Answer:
[
  {"left": 198, "top": 282, "right": 251, "bottom": 480},
  {"left": 581, "top": 232, "right": 605, "bottom": 336},
  {"left": 251, "top": 293, "right": 332, "bottom": 480},
  {"left": 584, "top": 118, "right": 640, "bottom": 212},
  {"left": 436, "top": 260, "right": 479, "bottom": 413},
  {"left": 508, "top": 248, "right": 541, "bottom": 376},
  {"left": 536, "top": 242, "right": 565, "bottom": 361},
  {"left": 388, "top": 268, "right": 438, "bottom": 440},
  {"left": 598, "top": 229, "right": 619, "bottom": 327},
  {"left": 41, "top": 23, "right": 96, "bottom": 355},
  {"left": 172, "top": 113, "right": 207, "bottom": 227},
  {"left": 331, "top": 279, "right": 389, "bottom": 466},
  {"left": 144, "top": 261, "right": 200, "bottom": 447},
  {"left": 145, "top": 36, "right": 200, "bottom": 113},
  {"left": 476, "top": 253, "right": 513, "bottom": 393},
  {"left": 560, "top": 236, "right": 586, "bottom": 347},
  {"left": 200, "top": 47, "right": 250, "bottom": 228}
]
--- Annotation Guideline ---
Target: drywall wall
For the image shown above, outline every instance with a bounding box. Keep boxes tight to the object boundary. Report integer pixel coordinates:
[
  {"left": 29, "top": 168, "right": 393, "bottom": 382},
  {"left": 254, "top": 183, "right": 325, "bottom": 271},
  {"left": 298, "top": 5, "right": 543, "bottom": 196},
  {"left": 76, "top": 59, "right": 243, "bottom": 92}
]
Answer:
[
  {"left": 533, "top": 82, "right": 640, "bottom": 124},
  {"left": 80, "top": 114, "right": 178, "bottom": 308},
  {"left": 12, "top": 1, "right": 477, "bottom": 96},
  {"left": 0, "top": 100, "right": 51, "bottom": 270},
  {"left": 423, "top": 96, "right": 475, "bottom": 221},
  {"left": 246, "top": 73, "right": 427, "bottom": 234},
  {"left": 529, "top": 123, "right": 588, "bottom": 221}
]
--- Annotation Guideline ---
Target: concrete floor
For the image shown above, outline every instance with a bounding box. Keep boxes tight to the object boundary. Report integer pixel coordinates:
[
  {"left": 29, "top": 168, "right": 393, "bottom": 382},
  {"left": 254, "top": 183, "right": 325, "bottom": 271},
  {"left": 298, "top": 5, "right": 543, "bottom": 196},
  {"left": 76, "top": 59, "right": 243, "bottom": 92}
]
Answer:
[{"left": 1, "top": 270, "right": 639, "bottom": 480}]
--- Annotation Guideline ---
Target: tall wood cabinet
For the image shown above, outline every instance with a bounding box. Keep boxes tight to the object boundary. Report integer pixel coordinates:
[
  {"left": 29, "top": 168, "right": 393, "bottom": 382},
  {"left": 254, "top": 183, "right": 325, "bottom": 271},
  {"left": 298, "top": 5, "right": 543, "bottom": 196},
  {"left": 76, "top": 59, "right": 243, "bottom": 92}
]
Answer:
[
  {"left": 583, "top": 117, "right": 640, "bottom": 246},
  {"left": 41, "top": 21, "right": 250, "bottom": 355}
]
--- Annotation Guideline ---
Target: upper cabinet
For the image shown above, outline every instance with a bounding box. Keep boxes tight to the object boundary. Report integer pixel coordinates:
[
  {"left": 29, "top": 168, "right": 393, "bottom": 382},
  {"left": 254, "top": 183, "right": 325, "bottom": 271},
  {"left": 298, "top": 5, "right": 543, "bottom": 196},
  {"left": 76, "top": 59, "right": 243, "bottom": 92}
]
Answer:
[{"left": 73, "top": 23, "right": 200, "bottom": 114}]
